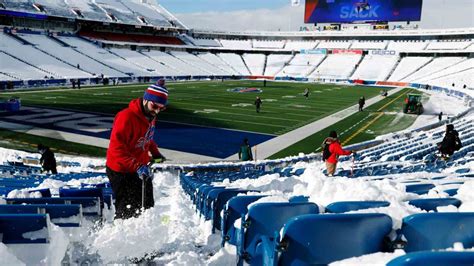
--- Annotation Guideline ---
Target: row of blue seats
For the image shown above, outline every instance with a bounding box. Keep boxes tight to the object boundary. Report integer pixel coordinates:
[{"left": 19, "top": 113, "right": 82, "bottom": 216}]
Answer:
[
  {"left": 219, "top": 194, "right": 472, "bottom": 265},
  {"left": 0, "top": 196, "right": 99, "bottom": 244},
  {"left": 180, "top": 170, "right": 471, "bottom": 265},
  {"left": 259, "top": 212, "right": 474, "bottom": 265},
  {"left": 354, "top": 121, "right": 473, "bottom": 162}
]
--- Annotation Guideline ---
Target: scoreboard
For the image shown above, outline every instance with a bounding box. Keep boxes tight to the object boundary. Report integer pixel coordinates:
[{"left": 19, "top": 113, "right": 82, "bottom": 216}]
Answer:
[{"left": 305, "top": 0, "right": 423, "bottom": 24}]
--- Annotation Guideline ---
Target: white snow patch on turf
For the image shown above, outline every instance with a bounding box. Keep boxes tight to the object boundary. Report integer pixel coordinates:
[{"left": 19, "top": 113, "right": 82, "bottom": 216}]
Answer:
[
  {"left": 282, "top": 95, "right": 296, "bottom": 98},
  {"left": 194, "top": 109, "right": 219, "bottom": 114},
  {"left": 232, "top": 103, "right": 252, "bottom": 107},
  {"left": 262, "top": 99, "right": 277, "bottom": 102},
  {"left": 289, "top": 104, "right": 310, "bottom": 108}
]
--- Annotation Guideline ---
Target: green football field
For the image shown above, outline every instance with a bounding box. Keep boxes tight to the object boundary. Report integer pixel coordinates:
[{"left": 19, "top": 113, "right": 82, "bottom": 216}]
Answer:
[{"left": 0, "top": 80, "right": 421, "bottom": 158}]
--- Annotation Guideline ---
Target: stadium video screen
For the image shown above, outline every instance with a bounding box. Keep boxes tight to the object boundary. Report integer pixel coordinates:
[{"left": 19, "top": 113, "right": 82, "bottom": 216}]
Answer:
[{"left": 305, "top": 0, "right": 423, "bottom": 23}]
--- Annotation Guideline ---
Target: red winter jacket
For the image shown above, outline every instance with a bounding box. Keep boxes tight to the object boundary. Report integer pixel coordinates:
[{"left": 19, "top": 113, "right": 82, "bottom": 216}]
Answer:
[
  {"left": 325, "top": 138, "right": 351, "bottom": 164},
  {"left": 106, "top": 98, "right": 160, "bottom": 173}
]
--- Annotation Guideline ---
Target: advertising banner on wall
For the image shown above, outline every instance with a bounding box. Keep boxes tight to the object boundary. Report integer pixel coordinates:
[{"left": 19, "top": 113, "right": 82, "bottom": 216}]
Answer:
[
  {"left": 331, "top": 49, "right": 363, "bottom": 55},
  {"left": 300, "top": 48, "right": 327, "bottom": 54},
  {"left": 369, "top": 50, "right": 399, "bottom": 56}
]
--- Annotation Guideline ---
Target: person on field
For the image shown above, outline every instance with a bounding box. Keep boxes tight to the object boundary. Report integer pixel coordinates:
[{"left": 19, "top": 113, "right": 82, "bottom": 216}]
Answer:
[
  {"left": 437, "top": 124, "right": 462, "bottom": 159},
  {"left": 37, "top": 144, "right": 57, "bottom": 174},
  {"left": 238, "top": 138, "right": 253, "bottom": 161},
  {"left": 106, "top": 78, "right": 168, "bottom": 219},
  {"left": 255, "top": 96, "right": 262, "bottom": 113},
  {"left": 358, "top": 96, "right": 365, "bottom": 112},
  {"left": 303, "top": 88, "right": 310, "bottom": 99},
  {"left": 438, "top": 111, "right": 443, "bottom": 122},
  {"left": 321, "top": 130, "right": 354, "bottom": 176}
]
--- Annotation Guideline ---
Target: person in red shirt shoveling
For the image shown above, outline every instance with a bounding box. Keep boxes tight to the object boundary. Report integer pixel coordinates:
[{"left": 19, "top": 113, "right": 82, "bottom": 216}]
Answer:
[
  {"left": 322, "top": 130, "right": 355, "bottom": 177},
  {"left": 106, "top": 79, "right": 168, "bottom": 219}
]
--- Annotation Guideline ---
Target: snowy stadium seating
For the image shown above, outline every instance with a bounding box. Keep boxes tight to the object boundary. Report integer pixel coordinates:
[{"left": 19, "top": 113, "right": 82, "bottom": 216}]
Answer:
[
  {"left": 0, "top": 51, "right": 49, "bottom": 80},
  {"left": 425, "top": 40, "right": 472, "bottom": 50},
  {"left": 403, "top": 57, "right": 466, "bottom": 82},
  {"left": 388, "top": 56, "right": 432, "bottom": 81},
  {"left": 56, "top": 36, "right": 151, "bottom": 76},
  {"left": 316, "top": 40, "right": 352, "bottom": 49},
  {"left": 196, "top": 52, "right": 239, "bottom": 76},
  {"left": 407, "top": 198, "right": 462, "bottom": 212},
  {"left": 1, "top": 0, "right": 172, "bottom": 27},
  {"left": 351, "top": 54, "right": 398, "bottom": 81},
  {"left": 265, "top": 213, "right": 393, "bottom": 265},
  {"left": 217, "top": 53, "right": 251, "bottom": 75},
  {"left": 170, "top": 51, "right": 227, "bottom": 76},
  {"left": 325, "top": 201, "right": 390, "bottom": 213},
  {"left": 219, "top": 39, "right": 252, "bottom": 50},
  {"left": 188, "top": 37, "right": 221, "bottom": 47},
  {"left": 284, "top": 40, "right": 318, "bottom": 51},
  {"left": 386, "top": 40, "right": 429, "bottom": 52},
  {"left": 308, "top": 53, "right": 362, "bottom": 79},
  {"left": 3, "top": 33, "right": 94, "bottom": 79},
  {"left": 141, "top": 50, "right": 202, "bottom": 76},
  {"left": 263, "top": 54, "right": 293, "bottom": 76},
  {"left": 242, "top": 53, "right": 266, "bottom": 76},
  {"left": 252, "top": 40, "right": 286, "bottom": 49},
  {"left": 236, "top": 202, "right": 319, "bottom": 265},
  {"left": 109, "top": 48, "right": 178, "bottom": 76},
  {"left": 401, "top": 213, "right": 474, "bottom": 252},
  {"left": 277, "top": 53, "right": 326, "bottom": 77},
  {"left": 16, "top": 33, "right": 125, "bottom": 78},
  {"left": 428, "top": 69, "right": 474, "bottom": 89},
  {"left": 417, "top": 58, "right": 474, "bottom": 88},
  {"left": 350, "top": 40, "right": 388, "bottom": 50}
]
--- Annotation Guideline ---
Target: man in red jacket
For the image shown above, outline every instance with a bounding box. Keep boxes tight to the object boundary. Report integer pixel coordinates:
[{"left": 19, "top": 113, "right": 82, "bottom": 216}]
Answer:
[
  {"left": 322, "top": 130, "right": 354, "bottom": 176},
  {"left": 106, "top": 79, "right": 168, "bottom": 219}
]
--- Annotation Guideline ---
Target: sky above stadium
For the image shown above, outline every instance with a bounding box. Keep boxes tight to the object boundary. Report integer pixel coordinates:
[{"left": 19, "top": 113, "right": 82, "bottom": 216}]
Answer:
[{"left": 157, "top": 0, "right": 474, "bottom": 31}]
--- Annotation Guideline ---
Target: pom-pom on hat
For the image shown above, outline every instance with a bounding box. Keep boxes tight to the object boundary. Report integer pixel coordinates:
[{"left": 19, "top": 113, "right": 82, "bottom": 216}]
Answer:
[{"left": 144, "top": 79, "right": 168, "bottom": 105}]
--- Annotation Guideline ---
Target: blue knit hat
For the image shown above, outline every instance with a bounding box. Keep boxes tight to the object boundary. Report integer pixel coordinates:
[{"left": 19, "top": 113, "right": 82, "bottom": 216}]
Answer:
[{"left": 144, "top": 79, "right": 168, "bottom": 105}]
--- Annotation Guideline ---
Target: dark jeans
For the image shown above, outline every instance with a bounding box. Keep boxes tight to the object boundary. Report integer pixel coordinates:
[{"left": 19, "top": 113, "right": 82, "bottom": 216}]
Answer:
[{"left": 106, "top": 167, "right": 154, "bottom": 219}]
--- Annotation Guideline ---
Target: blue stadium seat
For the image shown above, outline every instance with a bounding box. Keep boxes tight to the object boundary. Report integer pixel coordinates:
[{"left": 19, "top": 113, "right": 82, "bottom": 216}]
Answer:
[
  {"left": 203, "top": 187, "right": 230, "bottom": 220},
  {"left": 325, "top": 201, "right": 390, "bottom": 213},
  {"left": 288, "top": 195, "right": 309, "bottom": 203},
  {"left": 209, "top": 189, "right": 253, "bottom": 232},
  {"left": 444, "top": 188, "right": 458, "bottom": 196},
  {"left": 6, "top": 197, "right": 101, "bottom": 216},
  {"left": 237, "top": 202, "right": 319, "bottom": 265},
  {"left": 0, "top": 204, "right": 81, "bottom": 227},
  {"left": 408, "top": 198, "right": 461, "bottom": 212},
  {"left": 267, "top": 213, "right": 392, "bottom": 265},
  {"left": 387, "top": 251, "right": 474, "bottom": 266},
  {"left": 405, "top": 183, "right": 435, "bottom": 195},
  {"left": 59, "top": 187, "right": 104, "bottom": 209},
  {"left": 0, "top": 214, "right": 49, "bottom": 244},
  {"left": 221, "top": 195, "right": 266, "bottom": 247},
  {"left": 27, "top": 188, "right": 52, "bottom": 197},
  {"left": 401, "top": 213, "right": 474, "bottom": 252}
]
